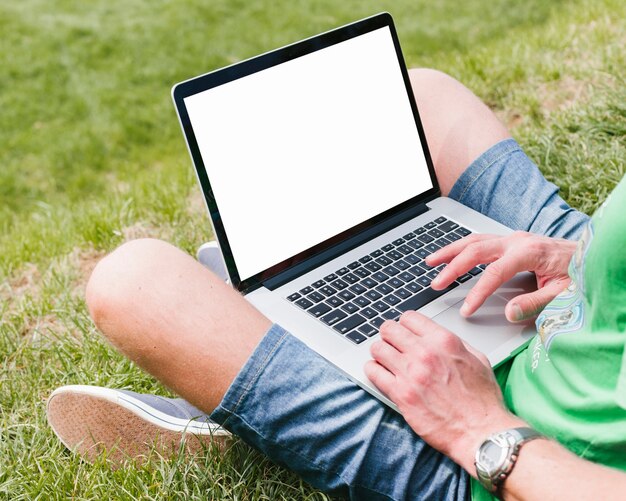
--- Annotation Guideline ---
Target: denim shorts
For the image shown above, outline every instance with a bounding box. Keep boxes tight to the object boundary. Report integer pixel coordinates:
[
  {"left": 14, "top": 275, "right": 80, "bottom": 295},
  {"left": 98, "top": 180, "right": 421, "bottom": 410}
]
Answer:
[{"left": 209, "top": 139, "right": 589, "bottom": 500}]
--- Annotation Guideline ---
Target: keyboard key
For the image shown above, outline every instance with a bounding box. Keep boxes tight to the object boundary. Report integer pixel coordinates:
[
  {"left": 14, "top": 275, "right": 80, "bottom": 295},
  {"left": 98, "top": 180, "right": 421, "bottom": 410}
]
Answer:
[
  {"left": 395, "top": 259, "right": 410, "bottom": 270},
  {"left": 405, "top": 281, "right": 424, "bottom": 293},
  {"left": 398, "top": 271, "right": 415, "bottom": 282},
  {"left": 397, "top": 282, "right": 460, "bottom": 313},
  {"left": 434, "top": 238, "right": 450, "bottom": 248},
  {"left": 350, "top": 283, "right": 367, "bottom": 295},
  {"left": 417, "top": 234, "right": 434, "bottom": 244},
  {"left": 295, "top": 298, "right": 314, "bottom": 309},
  {"left": 388, "top": 277, "right": 404, "bottom": 288},
  {"left": 404, "top": 254, "right": 420, "bottom": 264},
  {"left": 478, "top": 264, "right": 487, "bottom": 270},
  {"left": 419, "top": 261, "right": 434, "bottom": 271},
  {"left": 424, "top": 222, "right": 436, "bottom": 229},
  {"left": 457, "top": 273, "right": 472, "bottom": 283},
  {"left": 365, "top": 290, "right": 383, "bottom": 301},
  {"left": 333, "top": 314, "right": 366, "bottom": 334},
  {"left": 382, "top": 309, "right": 401, "bottom": 320},
  {"left": 331, "top": 279, "right": 348, "bottom": 290},
  {"left": 372, "top": 271, "right": 390, "bottom": 283},
  {"left": 395, "top": 288, "right": 411, "bottom": 299},
  {"left": 403, "top": 232, "right": 416, "bottom": 240},
  {"left": 362, "top": 278, "right": 378, "bottom": 289},
  {"left": 324, "top": 273, "right": 337, "bottom": 282},
  {"left": 358, "top": 324, "right": 378, "bottom": 337},
  {"left": 336, "top": 267, "right": 349, "bottom": 276},
  {"left": 365, "top": 261, "right": 382, "bottom": 272},
  {"left": 299, "top": 286, "right": 314, "bottom": 295},
  {"left": 383, "top": 294, "right": 401, "bottom": 306},
  {"left": 307, "top": 291, "right": 325, "bottom": 303},
  {"left": 370, "top": 249, "right": 383, "bottom": 258},
  {"left": 455, "top": 227, "right": 471, "bottom": 237},
  {"left": 376, "top": 283, "right": 394, "bottom": 295},
  {"left": 415, "top": 248, "right": 430, "bottom": 259},
  {"left": 338, "top": 290, "right": 356, "bottom": 301},
  {"left": 370, "top": 317, "right": 385, "bottom": 328},
  {"left": 397, "top": 245, "right": 414, "bottom": 255},
  {"left": 372, "top": 301, "right": 389, "bottom": 312},
  {"left": 376, "top": 255, "right": 393, "bottom": 266},
  {"left": 427, "top": 228, "right": 444, "bottom": 239},
  {"left": 341, "top": 302, "right": 359, "bottom": 314},
  {"left": 435, "top": 216, "right": 447, "bottom": 224},
  {"left": 387, "top": 250, "right": 403, "bottom": 260},
  {"left": 354, "top": 296, "right": 371, "bottom": 307},
  {"left": 343, "top": 273, "right": 359, "bottom": 284},
  {"left": 381, "top": 244, "right": 394, "bottom": 252},
  {"left": 438, "top": 220, "right": 459, "bottom": 233},
  {"left": 287, "top": 292, "right": 301, "bottom": 301},
  {"left": 416, "top": 276, "right": 432, "bottom": 287},
  {"left": 392, "top": 238, "right": 405, "bottom": 246},
  {"left": 346, "top": 330, "right": 367, "bottom": 344},
  {"left": 425, "top": 243, "right": 441, "bottom": 253},
  {"left": 347, "top": 261, "right": 360, "bottom": 270},
  {"left": 415, "top": 227, "right": 427, "bottom": 235},
  {"left": 353, "top": 268, "right": 370, "bottom": 278},
  {"left": 312, "top": 280, "right": 326, "bottom": 288},
  {"left": 308, "top": 303, "right": 331, "bottom": 317},
  {"left": 360, "top": 306, "right": 377, "bottom": 319},
  {"left": 382, "top": 265, "right": 400, "bottom": 276},
  {"left": 426, "top": 269, "right": 440, "bottom": 280},
  {"left": 320, "top": 285, "right": 337, "bottom": 297},
  {"left": 326, "top": 296, "right": 344, "bottom": 307},
  {"left": 409, "top": 265, "right": 426, "bottom": 276},
  {"left": 446, "top": 232, "right": 462, "bottom": 242},
  {"left": 320, "top": 310, "right": 347, "bottom": 326},
  {"left": 406, "top": 239, "right": 424, "bottom": 250},
  {"left": 469, "top": 266, "right": 483, "bottom": 275},
  {"left": 359, "top": 255, "right": 373, "bottom": 264}
]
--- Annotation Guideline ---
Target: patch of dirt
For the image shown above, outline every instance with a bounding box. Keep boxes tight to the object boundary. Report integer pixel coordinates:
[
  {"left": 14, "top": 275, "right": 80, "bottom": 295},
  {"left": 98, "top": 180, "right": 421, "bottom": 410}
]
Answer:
[
  {"left": 186, "top": 188, "right": 207, "bottom": 218},
  {"left": 121, "top": 221, "right": 163, "bottom": 241},
  {"left": 495, "top": 109, "right": 524, "bottom": 130},
  {"left": 538, "top": 76, "right": 589, "bottom": 113}
]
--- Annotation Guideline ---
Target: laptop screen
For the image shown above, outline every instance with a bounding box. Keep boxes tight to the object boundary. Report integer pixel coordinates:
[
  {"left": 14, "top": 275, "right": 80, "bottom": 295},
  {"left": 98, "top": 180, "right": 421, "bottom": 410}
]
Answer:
[{"left": 184, "top": 25, "right": 433, "bottom": 282}]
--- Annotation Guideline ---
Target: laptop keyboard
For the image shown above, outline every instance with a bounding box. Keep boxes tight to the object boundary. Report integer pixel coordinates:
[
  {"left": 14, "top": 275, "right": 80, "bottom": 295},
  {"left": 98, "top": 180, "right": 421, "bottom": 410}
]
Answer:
[{"left": 285, "top": 216, "right": 485, "bottom": 344}]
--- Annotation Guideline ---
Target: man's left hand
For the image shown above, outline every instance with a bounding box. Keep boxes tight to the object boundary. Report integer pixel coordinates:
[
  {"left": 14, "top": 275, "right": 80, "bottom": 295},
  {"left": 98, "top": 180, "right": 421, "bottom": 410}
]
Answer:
[{"left": 364, "top": 311, "right": 525, "bottom": 473}]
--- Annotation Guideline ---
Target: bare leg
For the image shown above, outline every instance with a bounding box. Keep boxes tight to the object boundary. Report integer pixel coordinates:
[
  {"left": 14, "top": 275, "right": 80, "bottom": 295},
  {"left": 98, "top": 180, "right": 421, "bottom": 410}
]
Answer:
[
  {"left": 408, "top": 69, "right": 511, "bottom": 196},
  {"left": 86, "top": 238, "right": 271, "bottom": 414}
]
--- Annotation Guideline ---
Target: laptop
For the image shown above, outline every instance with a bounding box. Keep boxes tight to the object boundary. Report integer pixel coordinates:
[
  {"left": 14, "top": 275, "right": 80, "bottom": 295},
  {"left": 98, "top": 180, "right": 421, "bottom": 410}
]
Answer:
[{"left": 172, "top": 13, "right": 535, "bottom": 410}]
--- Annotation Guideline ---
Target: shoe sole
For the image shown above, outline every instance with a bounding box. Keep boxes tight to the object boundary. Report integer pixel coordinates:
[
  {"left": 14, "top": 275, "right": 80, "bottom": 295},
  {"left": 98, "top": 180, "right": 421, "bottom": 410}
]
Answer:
[{"left": 46, "top": 385, "right": 231, "bottom": 467}]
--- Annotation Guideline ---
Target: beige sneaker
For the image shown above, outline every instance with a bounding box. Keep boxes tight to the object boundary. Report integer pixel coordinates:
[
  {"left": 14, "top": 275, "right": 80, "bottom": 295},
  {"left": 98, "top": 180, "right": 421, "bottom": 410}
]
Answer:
[{"left": 46, "top": 385, "right": 231, "bottom": 467}]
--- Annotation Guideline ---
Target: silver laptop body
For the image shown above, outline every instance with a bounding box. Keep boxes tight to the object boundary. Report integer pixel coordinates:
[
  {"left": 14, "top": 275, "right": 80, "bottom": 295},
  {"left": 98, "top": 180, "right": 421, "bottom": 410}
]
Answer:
[{"left": 172, "top": 13, "right": 535, "bottom": 411}]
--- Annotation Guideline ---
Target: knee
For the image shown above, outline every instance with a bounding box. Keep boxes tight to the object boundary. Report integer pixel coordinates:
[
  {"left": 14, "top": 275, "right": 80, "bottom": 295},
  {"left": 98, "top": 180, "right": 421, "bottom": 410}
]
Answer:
[
  {"left": 85, "top": 238, "right": 176, "bottom": 330},
  {"left": 408, "top": 68, "right": 463, "bottom": 100}
]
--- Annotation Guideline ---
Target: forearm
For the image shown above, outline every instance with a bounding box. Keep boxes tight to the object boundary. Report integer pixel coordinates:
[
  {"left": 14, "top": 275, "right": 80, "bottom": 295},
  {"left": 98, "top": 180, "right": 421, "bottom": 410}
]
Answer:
[{"left": 501, "top": 438, "right": 626, "bottom": 501}]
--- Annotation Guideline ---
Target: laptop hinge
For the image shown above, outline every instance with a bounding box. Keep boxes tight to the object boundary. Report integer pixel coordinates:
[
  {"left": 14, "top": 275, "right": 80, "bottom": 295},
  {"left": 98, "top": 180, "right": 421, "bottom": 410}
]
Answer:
[{"left": 262, "top": 202, "right": 432, "bottom": 291}]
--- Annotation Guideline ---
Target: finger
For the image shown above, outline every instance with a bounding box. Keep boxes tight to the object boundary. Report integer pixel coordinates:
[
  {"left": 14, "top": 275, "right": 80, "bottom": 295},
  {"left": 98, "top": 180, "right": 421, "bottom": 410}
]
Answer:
[
  {"left": 426, "top": 233, "right": 496, "bottom": 267},
  {"left": 430, "top": 238, "right": 506, "bottom": 290},
  {"left": 379, "top": 319, "right": 419, "bottom": 353},
  {"left": 460, "top": 255, "right": 524, "bottom": 317},
  {"left": 364, "top": 360, "right": 396, "bottom": 397},
  {"left": 397, "top": 310, "right": 445, "bottom": 340},
  {"left": 369, "top": 339, "right": 404, "bottom": 375},
  {"left": 505, "top": 278, "right": 571, "bottom": 322}
]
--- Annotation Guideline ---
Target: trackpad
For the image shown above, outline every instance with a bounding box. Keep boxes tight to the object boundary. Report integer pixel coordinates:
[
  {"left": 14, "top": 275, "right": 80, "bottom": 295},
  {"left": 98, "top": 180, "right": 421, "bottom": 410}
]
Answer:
[{"left": 432, "top": 295, "right": 528, "bottom": 354}]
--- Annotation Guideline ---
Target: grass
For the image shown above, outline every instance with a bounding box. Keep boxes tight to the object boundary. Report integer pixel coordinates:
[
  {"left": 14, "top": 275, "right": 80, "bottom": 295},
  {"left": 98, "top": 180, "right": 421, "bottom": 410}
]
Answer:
[{"left": 1, "top": 0, "right": 624, "bottom": 498}]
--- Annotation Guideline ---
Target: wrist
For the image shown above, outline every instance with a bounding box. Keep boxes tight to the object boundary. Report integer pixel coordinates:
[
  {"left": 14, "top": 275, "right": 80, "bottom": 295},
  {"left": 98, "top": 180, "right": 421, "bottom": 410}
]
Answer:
[{"left": 451, "top": 412, "right": 527, "bottom": 473}]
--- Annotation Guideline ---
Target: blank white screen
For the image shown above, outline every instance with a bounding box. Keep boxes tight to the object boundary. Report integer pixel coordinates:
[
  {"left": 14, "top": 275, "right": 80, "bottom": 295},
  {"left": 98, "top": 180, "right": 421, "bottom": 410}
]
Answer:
[{"left": 185, "top": 27, "right": 433, "bottom": 281}]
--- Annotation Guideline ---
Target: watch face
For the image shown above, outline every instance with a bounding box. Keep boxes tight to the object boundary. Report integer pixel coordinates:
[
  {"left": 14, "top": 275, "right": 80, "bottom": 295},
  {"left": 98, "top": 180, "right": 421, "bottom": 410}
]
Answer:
[{"left": 479, "top": 440, "right": 506, "bottom": 474}]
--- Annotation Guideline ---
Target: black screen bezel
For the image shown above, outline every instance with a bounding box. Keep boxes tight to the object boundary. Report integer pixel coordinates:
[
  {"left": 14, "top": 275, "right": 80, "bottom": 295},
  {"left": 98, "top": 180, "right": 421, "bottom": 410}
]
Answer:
[{"left": 172, "top": 12, "right": 441, "bottom": 292}]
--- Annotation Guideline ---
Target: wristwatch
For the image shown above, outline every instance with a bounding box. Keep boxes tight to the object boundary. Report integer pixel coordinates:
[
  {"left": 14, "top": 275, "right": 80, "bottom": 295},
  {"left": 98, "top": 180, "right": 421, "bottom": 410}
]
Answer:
[{"left": 475, "top": 427, "right": 544, "bottom": 498}]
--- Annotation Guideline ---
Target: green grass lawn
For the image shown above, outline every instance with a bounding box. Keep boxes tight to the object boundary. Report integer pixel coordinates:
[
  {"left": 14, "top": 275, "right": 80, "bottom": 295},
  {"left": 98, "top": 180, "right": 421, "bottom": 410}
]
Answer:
[{"left": 1, "top": 0, "right": 624, "bottom": 498}]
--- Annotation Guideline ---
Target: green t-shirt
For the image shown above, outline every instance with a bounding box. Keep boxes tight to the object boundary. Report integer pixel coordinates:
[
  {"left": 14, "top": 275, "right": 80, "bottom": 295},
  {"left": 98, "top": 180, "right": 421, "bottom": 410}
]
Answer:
[{"left": 472, "top": 176, "right": 626, "bottom": 500}]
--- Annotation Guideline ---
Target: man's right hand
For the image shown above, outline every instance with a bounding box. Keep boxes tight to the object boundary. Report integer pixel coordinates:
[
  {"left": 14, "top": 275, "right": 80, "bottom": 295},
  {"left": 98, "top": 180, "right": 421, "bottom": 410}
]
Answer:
[{"left": 426, "top": 231, "right": 577, "bottom": 322}]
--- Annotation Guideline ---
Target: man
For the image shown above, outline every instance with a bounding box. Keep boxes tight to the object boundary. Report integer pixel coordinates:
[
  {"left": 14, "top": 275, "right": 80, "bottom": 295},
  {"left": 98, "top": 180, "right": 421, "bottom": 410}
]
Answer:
[{"left": 47, "top": 69, "right": 626, "bottom": 500}]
